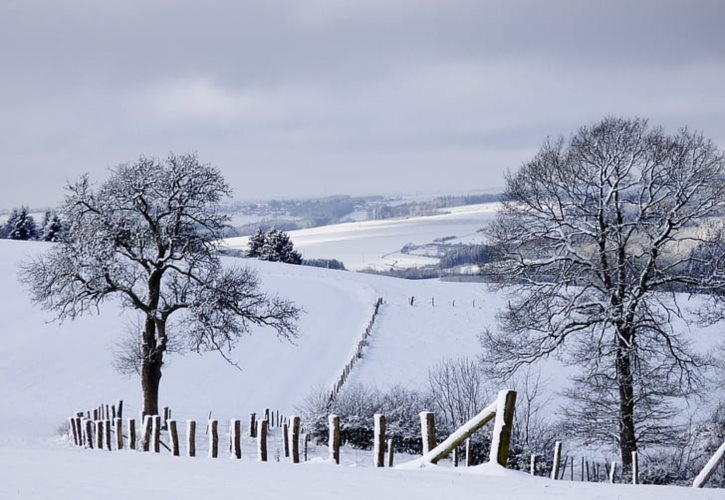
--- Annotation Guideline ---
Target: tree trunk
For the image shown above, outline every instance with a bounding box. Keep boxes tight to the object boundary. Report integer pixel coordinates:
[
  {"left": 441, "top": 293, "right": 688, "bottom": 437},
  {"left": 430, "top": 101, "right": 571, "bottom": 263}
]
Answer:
[
  {"left": 616, "top": 331, "right": 637, "bottom": 473},
  {"left": 141, "top": 317, "right": 163, "bottom": 416}
]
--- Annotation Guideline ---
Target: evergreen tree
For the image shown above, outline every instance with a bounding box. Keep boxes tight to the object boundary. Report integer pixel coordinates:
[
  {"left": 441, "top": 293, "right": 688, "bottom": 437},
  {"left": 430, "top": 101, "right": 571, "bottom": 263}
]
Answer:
[
  {"left": 247, "top": 228, "right": 266, "bottom": 258},
  {"left": 7, "top": 206, "right": 38, "bottom": 240},
  {"left": 247, "top": 228, "right": 302, "bottom": 264},
  {"left": 41, "top": 211, "right": 63, "bottom": 242}
]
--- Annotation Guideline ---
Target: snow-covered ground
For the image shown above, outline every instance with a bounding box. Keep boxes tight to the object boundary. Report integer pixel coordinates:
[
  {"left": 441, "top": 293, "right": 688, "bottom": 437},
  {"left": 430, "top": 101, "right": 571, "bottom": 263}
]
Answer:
[
  {"left": 1, "top": 239, "right": 723, "bottom": 498},
  {"left": 224, "top": 202, "right": 501, "bottom": 271}
]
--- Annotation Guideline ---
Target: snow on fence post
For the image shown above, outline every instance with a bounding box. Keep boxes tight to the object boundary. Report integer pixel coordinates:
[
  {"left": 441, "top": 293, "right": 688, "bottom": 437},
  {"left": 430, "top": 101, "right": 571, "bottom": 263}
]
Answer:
[
  {"left": 452, "top": 447, "right": 458, "bottom": 467},
  {"left": 163, "top": 407, "right": 170, "bottom": 430},
  {"left": 329, "top": 414, "right": 340, "bottom": 464},
  {"left": 258, "top": 419, "right": 268, "bottom": 462},
  {"left": 248, "top": 413, "right": 257, "bottom": 438},
  {"left": 128, "top": 419, "right": 136, "bottom": 450},
  {"left": 68, "top": 417, "right": 78, "bottom": 445},
  {"left": 117, "top": 400, "right": 123, "bottom": 420},
  {"left": 387, "top": 439, "right": 394, "bottom": 467},
  {"left": 114, "top": 418, "right": 123, "bottom": 450},
  {"left": 609, "top": 461, "right": 617, "bottom": 483},
  {"left": 167, "top": 420, "right": 179, "bottom": 456},
  {"left": 291, "top": 416, "right": 301, "bottom": 464},
  {"left": 489, "top": 389, "right": 517, "bottom": 467},
  {"left": 84, "top": 420, "right": 94, "bottom": 449},
  {"left": 152, "top": 415, "right": 161, "bottom": 453},
  {"left": 76, "top": 417, "right": 84, "bottom": 446},
  {"left": 96, "top": 420, "right": 104, "bottom": 450},
  {"left": 693, "top": 440, "right": 725, "bottom": 488},
  {"left": 530, "top": 454, "right": 537, "bottom": 475},
  {"left": 105, "top": 419, "right": 112, "bottom": 450},
  {"left": 142, "top": 415, "right": 152, "bottom": 452},
  {"left": 465, "top": 438, "right": 471, "bottom": 467},
  {"left": 209, "top": 420, "right": 219, "bottom": 458},
  {"left": 304, "top": 433, "right": 310, "bottom": 462},
  {"left": 373, "top": 414, "right": 386, "bottom": 467},
  {"left": 419, "top": 411, "right": 436, "bottom": 455},
  {"left": 231, "top": 419, "right": 241, "bottom": 459},
  {"left": 283, "top": 422, "right": 290, "bottom": 458},
  {"left": 187, "top": 420, "right": 196, "bottom": 457},
  {"left": 551, "top": 441, "right": 562, "bottom": 480},
  {"left": 632, "top": 451, "right": 639, "bottom": 485}
]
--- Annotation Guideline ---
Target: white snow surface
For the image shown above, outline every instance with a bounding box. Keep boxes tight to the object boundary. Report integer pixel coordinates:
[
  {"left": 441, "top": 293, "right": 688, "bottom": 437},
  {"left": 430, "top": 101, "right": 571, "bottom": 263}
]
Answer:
[{"left": 1, "top": 239, "right": 723, "bottom": 498}]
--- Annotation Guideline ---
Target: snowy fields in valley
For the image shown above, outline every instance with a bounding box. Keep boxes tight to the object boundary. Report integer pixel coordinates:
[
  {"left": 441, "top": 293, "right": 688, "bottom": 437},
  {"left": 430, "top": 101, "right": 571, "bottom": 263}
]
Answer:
[{"left": 0, "top": 239, "right": 723, "bottom": 499}]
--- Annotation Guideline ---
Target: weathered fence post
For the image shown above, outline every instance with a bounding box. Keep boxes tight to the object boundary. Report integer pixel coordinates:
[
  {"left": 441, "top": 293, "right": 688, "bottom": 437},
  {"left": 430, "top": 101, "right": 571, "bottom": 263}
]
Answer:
[
  {"left": 290, "top": 416, "right": 301, "bottom": 464},
  {"left": 231, "top": 419, "right": 241, "bottom": 459},
  {"left": 249, "top": 413, "right": 257, "bottom": 438},
  {"left": 152, "top": 415, "right": 161, "bottom": 453},
  {"left": 163, "top": 407, "right": 170, "bottom": 430},
  {"left": 142, "top": 415, "right": 152, "bottom": 452},
  {"left": 374, "top": 414, "right": 386, "bottom": 467},
  {"left": 530, "top": 454, "right": 537, "bottom": 475},
  {"left": 551, "top": 441, "right": 562, "bottom": 480},
  {"left": 168, "top": 420, "right": 179, "bottom": 456},
  {"left": 329, "top": 414, "right": 340, "bottom": 464},
  {"left": 84, "top": 420, "right": 94, "bottom": 449},
  {"left": 258, "top": 419, "right": 268, "bottom": 462},
  {"left": 68, "top": 417, "right": 79, "bottom": 445},
  {"left": 304, "top": 433, "right": 309, "bottom": 462},
  {"left": 128, "top": 418, "right": 136, "bottom": 450},
  {"left": 117, "top": 400, "right": 123, "bottom": 420},
  {"left": 114, "top": 417, "right": 123, "bottom": 450},
  {"left": 96, "top": 420, "right": 104, "bottom": 450},
  {"left": 283, "top": 422, "right": 290, "bottom": 458},
  {"left": 387, "top": 438, "right": 394, "bottom": 467},
  {"left": 187, "top": 420, "right": 196, "bottom": 457},
  {"left": 609, "top": 461, "right": 617, "bottom": 483},
  {"left": 105, "top": 419, "right": 111, "bottom": 450},
  {"left": 489, "top": 389, "right": 517, "bottom": 467},
  {"left": 632, "top": 451, "right": 639, "bottom": 485},
  {"left": 419, "top": 411, "right": 436, "bottom": 455},
  {"left": 209, "top": 420, "right": 218, "bottom": 458},
  {"left": 452, "top": 447, "right": 458, "bottom": 467},
  {"left": 465, "top": 438, "right": 471, "bottom": 467}
]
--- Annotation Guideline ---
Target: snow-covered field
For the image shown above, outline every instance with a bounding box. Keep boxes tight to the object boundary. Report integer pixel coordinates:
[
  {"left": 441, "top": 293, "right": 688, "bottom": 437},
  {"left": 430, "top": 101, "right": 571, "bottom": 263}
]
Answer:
[
  {"left": 224, "top": 202, "right": 501, "bottom": 271},
  {"left": 1, "top": 239, "right": 723, "bottom": 499}
]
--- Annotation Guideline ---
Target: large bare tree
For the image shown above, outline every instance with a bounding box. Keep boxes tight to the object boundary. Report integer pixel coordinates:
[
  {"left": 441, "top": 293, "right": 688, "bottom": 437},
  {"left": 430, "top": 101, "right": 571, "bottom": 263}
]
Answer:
[
  {"left": 481, "top": 117, "right": 724, "bottom": 472},
  {"left": 21, "top": 153, "right": 300, "bottom": 415}
]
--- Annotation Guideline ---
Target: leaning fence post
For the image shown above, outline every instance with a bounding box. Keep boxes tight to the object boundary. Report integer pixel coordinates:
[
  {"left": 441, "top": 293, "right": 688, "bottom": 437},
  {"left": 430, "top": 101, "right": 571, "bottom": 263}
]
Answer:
[
  {"left": 187, "top": 420, "right": 196, "bottom": 457},
  {"left": 551, "top": 441, "right": 562, "bottom": 480},
  {"left": 209, "top": 420, "right": 218, "bottom": 458},
  {"left": 693, "top": 440, "right": 725, "bottom": 488},
  {"left": 631, "top": 451, "right": 639, "bottom": 485},
  {"left": 489, "top": 389, "right": 517, "bottom": 467},
  {"left": 329, "top": 414, "right": 340, "bottom": 464},
  {"left": 168, "top": 420, "right": 179, "bottom": 456},
  {"left": 128, "top": 419, "right": 136, "bottom": 450},
  {"left": 231, "top": 419, "right": 241, "bottom": 459},
  {"left": 419, "top": 411, "right": 436, "bottom": 455},
  {"left": 290, "top": 416, "right": 301, "bottom": 463},
  {"left": 152, "top": 415, "right": 161, "bottom": 453},
  {"left": 374, "top": 414, "right": 386, "bottom": 467},
  {"left": 258, "top": 419, "right": 268, "bottom": 462},
  {"left": 114, "top": 418, "right": 123, "bottom": 450}
]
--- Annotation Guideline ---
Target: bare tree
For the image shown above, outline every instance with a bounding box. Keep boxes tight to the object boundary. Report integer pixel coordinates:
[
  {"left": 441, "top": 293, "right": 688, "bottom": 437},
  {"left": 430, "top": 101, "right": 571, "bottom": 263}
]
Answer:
[
  {"left": 481, "top": 117, "right": 724, "bottom": 472},
  {"left": 427, "top": 357, "right": 491, "bottom": 428},
  {"left": 21, "top": 153, "right": 300, "bottom": 415}
]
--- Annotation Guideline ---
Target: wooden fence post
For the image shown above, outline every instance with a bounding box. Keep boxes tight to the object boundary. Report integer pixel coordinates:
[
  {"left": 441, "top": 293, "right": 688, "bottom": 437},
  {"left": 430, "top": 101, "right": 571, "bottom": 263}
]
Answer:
[
  {"left": 117, "top": 400, "right": 123, "bottom": 420},
  {"left": 489, "top": 389, "right": 517, "bottom": 467},
  {"left": 249, "top": 413, "right": 257, "bottom": 438},
  {"left": 283, "top": 422, "right": 290, "bottom": 458},
  {"left": 105, "top": 419, "right": 111, "bottom": 450},
  {"left": 304, "top": 433, "right": 309, "bottom": 462},
  {"left": 142, "top": 415, "right": 152, "bottom": 452},
  {"left": 387, "top": 439, "right": 394, "bottom": 467},
  {"left": 231, "top": 419, "right": 241, "bottom": 459},
  {"left": 374, "top": 414, "right": 386, "bottom": 467},
  {"left": 96, "top": 420, "right": 104, "bottom": 450},
  {"left": 465, "top": 438, "right": 471, "bottom": 467},
  {"left": 530, "top": 454, "right": 537, "bottom": 475},
  {"left": 452, "top": 447, "right": 458, "bottom": 467},
  {"left": 187, "top": 420, "right": 196, "bottom": 457},
  {"left": 290, "top": 416, "right": 301, "bottom": 464},
  {"left": 68, "top": 417, "right": 78, "bottom": 445},
  {"left": 128, "top": 418, "right": 136, "bottom": 450},
  {"left": 329, "top": 414, "right": 340, "bottom": 464},
  {"left": 84, "top": 419, "right": 93, "bottom": 449},
  {"left": 258, "top": 419, "right": 268, "bottom": 462},
  {"left": 152, "top": 415, "right": 161, "bottom": 453},
  {"left": 114, "top": 418, "right": 123, "bottom": 450},
  {"left": 609, "top": 461, "right": 617, "bottom": 483},
  {"left": 551, "top": 441, "right": 562, "bottom": 480},
  {"left": 209, "top": 420, "right": 218, "bottom": 458},
  {"left": 632, "top": 451, "right": 639, "bottom": 485},
  {"left": 419, "top": 411, "right": 436, "bottom": 455},
  {"left": 163, "top": 407, "right": 170, "bottom": 430},
  {"left": 168, "top": 420, "right": 179, "bottom": 456},
  {"left": 693, "top": 440, "right": 725, "bottom": 488}
]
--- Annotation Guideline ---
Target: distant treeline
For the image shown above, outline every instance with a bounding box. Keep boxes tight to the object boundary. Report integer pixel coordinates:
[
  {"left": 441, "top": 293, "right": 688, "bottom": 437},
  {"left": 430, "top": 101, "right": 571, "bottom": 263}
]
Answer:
[
  {"left": 0, "top": 206, "right": 64, "bottom": 242},
  {"left": 367, "top": 193, "right": 502, "bottom": 220}
]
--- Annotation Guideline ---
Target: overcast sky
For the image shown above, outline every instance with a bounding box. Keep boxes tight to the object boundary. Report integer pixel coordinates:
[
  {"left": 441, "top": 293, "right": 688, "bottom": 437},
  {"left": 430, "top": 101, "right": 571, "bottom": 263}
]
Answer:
[{"left": 1, "top": 0, "right": 723, "bottom": 208}]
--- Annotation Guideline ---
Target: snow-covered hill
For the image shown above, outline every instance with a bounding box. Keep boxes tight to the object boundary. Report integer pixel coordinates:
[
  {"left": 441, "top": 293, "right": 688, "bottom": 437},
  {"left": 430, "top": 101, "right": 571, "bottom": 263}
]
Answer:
[{"left": 0, "top": 240, "right": 722, "bottom": 499}]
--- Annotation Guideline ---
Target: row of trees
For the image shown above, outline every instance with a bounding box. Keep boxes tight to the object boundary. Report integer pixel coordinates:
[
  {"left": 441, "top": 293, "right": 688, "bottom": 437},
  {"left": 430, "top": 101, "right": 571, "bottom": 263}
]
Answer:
[{"left": 0, "top": 207, "right": 63, "bottom": 241}]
